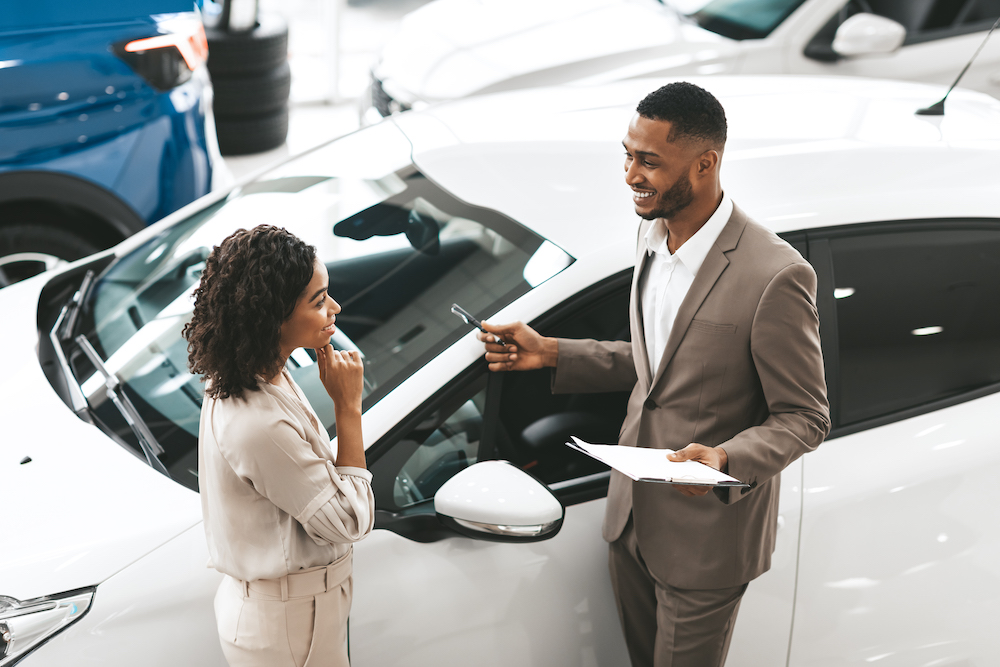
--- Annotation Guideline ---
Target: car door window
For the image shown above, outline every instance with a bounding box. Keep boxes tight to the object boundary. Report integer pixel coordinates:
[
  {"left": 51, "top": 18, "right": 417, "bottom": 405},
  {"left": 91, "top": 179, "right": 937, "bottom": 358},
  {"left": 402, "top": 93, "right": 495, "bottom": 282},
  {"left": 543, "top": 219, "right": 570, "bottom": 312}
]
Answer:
[
  {"left": 494, "top": 280, "right": 632, "bottom": 491},
  {"left": 369, "top": 374, "right": 487, "bottom": 513},
  {"left": 368, "top": 276, "right": 631, "bottom": 519},
  {"left": 805, "top": 0, "right": 999, "bottom": 61},
  {"left": 827, "top": 224, "right": 1000, "bottom": 425}
]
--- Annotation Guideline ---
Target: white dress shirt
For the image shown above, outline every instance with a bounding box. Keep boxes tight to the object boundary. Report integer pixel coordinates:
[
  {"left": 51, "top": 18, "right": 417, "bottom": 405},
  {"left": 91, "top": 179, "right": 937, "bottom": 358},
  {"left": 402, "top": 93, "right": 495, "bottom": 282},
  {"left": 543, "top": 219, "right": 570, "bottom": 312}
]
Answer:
[{"left": 640, "top": 194, "right": 733, "bottom": 377}]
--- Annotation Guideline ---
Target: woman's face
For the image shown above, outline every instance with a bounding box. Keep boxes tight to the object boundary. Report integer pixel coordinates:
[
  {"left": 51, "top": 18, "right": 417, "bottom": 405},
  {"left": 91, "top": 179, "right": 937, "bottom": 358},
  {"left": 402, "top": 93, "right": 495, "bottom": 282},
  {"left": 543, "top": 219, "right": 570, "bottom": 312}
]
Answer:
[{"left": 279, "top": 258, "right": 341, "bottom": 357}]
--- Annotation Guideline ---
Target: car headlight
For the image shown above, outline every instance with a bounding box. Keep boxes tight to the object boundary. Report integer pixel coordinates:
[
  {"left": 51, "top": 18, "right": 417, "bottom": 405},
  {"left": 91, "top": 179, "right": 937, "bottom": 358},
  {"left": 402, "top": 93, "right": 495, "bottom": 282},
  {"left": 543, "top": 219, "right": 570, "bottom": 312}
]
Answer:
[{"left": 0, "top": 588, "right": 94, "bottom": 665}]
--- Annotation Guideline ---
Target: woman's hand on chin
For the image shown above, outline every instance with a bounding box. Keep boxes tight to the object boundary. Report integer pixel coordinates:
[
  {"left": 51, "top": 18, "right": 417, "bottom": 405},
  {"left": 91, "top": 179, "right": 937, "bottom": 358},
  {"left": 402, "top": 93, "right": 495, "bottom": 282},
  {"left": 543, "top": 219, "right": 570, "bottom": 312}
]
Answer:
[{"left": 316, "top": 344, "right": 364, "bottom": 412}]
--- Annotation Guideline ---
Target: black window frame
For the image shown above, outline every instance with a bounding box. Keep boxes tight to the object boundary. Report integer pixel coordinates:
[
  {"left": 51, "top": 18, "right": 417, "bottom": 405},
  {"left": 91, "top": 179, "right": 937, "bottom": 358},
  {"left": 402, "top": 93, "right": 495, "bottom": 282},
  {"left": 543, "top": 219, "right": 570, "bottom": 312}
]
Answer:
[{"left": 805, "top": 218, "right": 1000, "bottom": 440}]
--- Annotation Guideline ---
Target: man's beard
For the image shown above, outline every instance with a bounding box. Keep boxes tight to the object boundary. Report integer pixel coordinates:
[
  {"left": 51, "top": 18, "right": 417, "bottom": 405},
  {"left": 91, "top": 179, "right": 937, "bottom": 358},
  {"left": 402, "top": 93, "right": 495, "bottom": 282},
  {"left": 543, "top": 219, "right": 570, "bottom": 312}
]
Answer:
[{"left": 638, "top": 173, "right": 694, "bottom": 221}]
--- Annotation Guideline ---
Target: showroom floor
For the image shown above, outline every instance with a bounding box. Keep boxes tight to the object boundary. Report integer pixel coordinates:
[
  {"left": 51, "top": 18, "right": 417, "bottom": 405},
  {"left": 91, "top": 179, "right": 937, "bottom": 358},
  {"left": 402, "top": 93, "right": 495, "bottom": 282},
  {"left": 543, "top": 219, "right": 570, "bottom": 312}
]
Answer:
[{"left": 222, "top": 0, "right": 430, "bottom": 181}]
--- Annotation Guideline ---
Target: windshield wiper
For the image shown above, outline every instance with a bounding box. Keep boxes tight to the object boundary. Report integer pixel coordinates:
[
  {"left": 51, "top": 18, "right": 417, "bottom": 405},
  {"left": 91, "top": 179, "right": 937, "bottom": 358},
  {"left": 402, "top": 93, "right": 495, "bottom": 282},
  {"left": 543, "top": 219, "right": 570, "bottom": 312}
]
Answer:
[
  {"left": 57, "top": 270, "right": 95, "bottom": 341},
  {"left": 75, "top": 334, "right": 170, "bottom": 477},
  {"left": 48, "top": 271, "right": 97, "bottom": 417}
]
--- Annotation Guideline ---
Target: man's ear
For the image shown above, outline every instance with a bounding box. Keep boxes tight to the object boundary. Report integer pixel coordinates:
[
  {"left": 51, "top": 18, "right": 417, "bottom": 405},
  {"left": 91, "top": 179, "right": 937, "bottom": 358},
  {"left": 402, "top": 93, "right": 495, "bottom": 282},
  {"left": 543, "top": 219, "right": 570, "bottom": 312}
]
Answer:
[{"left": 696, "top": 149, "right": 720, "bottom": 175}]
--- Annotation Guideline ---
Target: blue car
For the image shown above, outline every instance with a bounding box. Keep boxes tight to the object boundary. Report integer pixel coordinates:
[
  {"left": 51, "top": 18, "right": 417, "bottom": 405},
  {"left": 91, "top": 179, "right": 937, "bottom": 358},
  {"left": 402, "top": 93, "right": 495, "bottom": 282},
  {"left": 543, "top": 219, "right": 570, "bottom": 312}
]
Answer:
[{"left": 0, "top": 0, "right": 218, "bottom": 286}]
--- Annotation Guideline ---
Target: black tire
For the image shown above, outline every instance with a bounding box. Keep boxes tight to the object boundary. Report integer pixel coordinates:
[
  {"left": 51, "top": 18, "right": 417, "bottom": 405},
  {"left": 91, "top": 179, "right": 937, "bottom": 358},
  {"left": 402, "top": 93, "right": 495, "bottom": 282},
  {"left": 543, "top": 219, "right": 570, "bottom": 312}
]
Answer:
[
  {"left": 0, "top": 223, "right": 101, "bottom": 286},
  {"left": 215, "top": 105, "right": 289, "bottom": 156},
  {"left": 206, "top": 14, "right": 289, "bottom": 76},
  {"left": 212, "top": 61, "right": 291, "bottom": 117}
]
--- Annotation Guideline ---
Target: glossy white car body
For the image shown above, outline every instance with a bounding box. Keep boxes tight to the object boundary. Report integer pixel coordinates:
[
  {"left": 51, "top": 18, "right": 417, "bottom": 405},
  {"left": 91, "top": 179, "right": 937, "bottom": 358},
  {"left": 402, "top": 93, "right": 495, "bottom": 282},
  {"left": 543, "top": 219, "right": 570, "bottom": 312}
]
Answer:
[
  {"left": 3, "top": 75, "right": 1000, "bottom": 667},
  {"left": 364, "top": 0, "right": 1000, "bottom": 122}
]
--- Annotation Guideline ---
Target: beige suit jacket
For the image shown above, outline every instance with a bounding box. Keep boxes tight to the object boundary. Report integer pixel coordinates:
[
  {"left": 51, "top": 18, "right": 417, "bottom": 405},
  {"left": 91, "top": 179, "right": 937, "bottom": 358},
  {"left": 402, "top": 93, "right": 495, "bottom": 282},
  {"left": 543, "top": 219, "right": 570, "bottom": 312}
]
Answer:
[{"left": 552, "top": 205, "right": 830, "bottom": 590}]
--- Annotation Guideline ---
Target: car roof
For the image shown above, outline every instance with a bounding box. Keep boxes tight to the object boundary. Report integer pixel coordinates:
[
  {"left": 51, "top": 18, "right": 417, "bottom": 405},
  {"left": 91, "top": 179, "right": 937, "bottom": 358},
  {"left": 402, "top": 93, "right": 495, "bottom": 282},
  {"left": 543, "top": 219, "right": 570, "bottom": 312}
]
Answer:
[{"left": 397, "top": 76, "right": 1000, "bottom": 258}]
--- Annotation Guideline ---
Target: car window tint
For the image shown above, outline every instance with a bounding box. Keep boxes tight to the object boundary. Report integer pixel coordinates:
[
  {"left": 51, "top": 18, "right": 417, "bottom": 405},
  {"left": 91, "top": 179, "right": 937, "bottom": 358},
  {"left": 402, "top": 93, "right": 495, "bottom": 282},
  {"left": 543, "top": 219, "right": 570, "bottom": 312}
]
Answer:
[
  {"left": 830, "top": 226, "right": 1000, "bottom": 425},
  {"left": 370, "top": 375, "right": 487, "bottom": 512},
  {"left": 496, "top": 283, "right": 631, "bottom": 486}
]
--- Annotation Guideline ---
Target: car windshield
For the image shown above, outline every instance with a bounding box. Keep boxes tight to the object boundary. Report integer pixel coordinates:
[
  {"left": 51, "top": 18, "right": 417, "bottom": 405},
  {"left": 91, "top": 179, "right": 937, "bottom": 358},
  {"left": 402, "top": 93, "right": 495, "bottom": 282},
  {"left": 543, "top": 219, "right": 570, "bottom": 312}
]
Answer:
[
  {"left": 70, "top": 122, "right": 573, "bottom": 491},
  {"left": 689, "top": 0, "right": 808, "bottom": 39}
]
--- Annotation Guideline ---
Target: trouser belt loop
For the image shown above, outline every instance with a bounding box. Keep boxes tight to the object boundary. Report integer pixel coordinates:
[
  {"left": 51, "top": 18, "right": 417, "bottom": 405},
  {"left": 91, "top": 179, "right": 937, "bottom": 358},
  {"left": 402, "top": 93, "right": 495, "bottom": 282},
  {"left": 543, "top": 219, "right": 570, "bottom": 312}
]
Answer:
[
  {"left": 280, "top": 575, "right": 289, "bottom": 602},
  {"left": 325, "top": 563, "right": 335, "bottom": 593},
  {"left": 241, "top": 579, "right": 249, "bottom": 597}
]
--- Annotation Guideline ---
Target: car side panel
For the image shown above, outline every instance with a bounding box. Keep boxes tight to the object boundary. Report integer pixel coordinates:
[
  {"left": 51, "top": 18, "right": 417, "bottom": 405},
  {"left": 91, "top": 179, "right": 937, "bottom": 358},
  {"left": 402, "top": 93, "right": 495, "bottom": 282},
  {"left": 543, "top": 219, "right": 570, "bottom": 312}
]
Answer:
[
  {"left": 789, "top": 392, "right": 1000, "bottom": 665},
  {"left": 351, "top": 499, "right": 629, "bottom": 666}
]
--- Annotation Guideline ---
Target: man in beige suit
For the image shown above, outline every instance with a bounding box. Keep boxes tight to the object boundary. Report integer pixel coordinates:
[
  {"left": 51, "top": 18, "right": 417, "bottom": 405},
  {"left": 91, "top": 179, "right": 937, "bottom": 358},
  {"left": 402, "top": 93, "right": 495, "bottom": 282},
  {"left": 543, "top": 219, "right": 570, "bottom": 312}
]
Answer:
[{"left": 480, "top": 82, "right": 830, "bottom": 666}]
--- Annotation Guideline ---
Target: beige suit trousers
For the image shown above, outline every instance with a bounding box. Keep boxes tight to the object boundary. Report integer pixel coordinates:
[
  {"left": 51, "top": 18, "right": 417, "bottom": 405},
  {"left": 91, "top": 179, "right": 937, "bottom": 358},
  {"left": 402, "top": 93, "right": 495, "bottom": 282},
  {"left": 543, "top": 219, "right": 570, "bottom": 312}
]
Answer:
[
  {"left": 609, "top": 516, "right": 746, "bottom": 667},
  {"left": 214, "top": 549, "right": 353, "bottom": 667}
]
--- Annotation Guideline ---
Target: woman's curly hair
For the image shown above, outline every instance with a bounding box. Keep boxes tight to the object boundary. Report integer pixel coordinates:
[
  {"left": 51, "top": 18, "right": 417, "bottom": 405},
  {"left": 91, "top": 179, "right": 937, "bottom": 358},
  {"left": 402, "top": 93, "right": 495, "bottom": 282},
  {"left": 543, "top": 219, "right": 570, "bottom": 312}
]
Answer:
[{"left": 183, "top": 225, "right": 317, "bottom": 399}]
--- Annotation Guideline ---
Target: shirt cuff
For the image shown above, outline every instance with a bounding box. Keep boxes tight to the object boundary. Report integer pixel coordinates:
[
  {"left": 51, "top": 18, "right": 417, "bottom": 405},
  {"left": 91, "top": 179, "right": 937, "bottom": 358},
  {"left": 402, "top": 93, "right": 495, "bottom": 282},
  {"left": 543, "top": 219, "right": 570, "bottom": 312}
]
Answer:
[{"left": 335, "top": 466, "right": 373, "bottom": 482}]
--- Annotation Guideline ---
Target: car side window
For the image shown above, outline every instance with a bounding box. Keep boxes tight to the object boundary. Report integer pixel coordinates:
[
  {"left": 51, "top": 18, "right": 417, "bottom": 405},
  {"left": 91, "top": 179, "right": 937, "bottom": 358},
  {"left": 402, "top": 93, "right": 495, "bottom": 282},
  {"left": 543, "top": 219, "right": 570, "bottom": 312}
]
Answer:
[
  {"left": 494, "top": 279, "right": 631, "bottom": 489},
  {"left": 370, "top": 375, "right": 487, "bottom": 512},
  {"left": 369, "top": 277, "right": 631, "bottom": 514},
  {"left": 829, "top": 225, "right": 1000, "bottom": 425},
  {"left": 805, "top": 0, "right": 999, "bottom": 61}
]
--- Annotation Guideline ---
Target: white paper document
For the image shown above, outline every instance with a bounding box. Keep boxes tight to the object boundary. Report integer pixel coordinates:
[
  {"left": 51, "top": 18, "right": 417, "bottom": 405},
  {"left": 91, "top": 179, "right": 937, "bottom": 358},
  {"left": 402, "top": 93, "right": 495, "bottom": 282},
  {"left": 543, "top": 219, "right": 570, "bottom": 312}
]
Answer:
[{"left": 567, "top": 437, "right": 749, "bottom": 487}]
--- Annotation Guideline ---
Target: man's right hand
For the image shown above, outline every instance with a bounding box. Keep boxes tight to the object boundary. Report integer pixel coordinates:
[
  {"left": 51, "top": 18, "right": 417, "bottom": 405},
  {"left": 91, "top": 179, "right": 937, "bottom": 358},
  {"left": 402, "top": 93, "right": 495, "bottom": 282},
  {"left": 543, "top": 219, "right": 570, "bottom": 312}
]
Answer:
[{"left": 478, "top": 321, "right": 558, "bottom": 372}]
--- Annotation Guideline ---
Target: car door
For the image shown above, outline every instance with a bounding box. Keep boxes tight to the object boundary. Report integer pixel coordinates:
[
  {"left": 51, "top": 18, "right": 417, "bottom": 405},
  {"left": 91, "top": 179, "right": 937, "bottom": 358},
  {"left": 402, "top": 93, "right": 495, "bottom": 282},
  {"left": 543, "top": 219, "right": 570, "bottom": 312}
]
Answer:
[
  {"left": 349, "top": 273, "right": 633, "bottom": 667},
  {"left": 787, "top": 0, "right": 1000, "bottom": 96},
  {"left": 789, "top": 221, "right": 1000, "bottom": 665}
]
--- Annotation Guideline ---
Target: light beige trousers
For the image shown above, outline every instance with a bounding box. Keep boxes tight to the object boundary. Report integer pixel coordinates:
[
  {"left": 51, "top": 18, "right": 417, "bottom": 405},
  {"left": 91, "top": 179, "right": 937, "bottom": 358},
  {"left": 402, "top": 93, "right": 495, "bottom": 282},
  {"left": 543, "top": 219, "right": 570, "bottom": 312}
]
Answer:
[{"left": 214, "top": 549, "right": 353, "bottom": 667}]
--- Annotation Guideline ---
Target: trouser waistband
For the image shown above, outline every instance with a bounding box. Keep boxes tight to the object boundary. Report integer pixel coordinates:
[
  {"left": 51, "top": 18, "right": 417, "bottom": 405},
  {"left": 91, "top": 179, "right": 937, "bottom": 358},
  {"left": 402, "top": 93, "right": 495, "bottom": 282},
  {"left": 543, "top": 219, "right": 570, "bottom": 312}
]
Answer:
[{"left": 240, "top": 548, "right": 352, "bottom": 601}]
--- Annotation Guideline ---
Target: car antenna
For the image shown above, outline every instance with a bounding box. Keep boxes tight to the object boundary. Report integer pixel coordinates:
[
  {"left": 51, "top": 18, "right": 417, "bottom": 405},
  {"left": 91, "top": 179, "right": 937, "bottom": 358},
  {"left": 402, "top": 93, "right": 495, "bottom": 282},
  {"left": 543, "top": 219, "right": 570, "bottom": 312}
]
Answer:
[{"left": 917, "top": 14, "right": 1000, "bottom": 115}]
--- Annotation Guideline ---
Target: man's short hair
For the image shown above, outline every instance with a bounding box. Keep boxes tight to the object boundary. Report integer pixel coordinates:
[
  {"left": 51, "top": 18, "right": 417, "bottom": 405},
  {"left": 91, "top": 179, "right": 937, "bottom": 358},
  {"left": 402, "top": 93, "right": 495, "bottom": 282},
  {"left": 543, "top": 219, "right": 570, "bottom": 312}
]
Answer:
[{"left": 636, "top": 82, "right": 727, "bottom": 149}]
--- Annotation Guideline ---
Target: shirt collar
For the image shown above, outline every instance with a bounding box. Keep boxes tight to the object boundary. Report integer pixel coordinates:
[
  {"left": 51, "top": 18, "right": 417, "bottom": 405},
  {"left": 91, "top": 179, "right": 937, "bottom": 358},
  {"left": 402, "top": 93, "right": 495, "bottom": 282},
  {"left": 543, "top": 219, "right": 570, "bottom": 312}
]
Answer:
[{"left": 644, "top": 193, "right": 733, "bottom": 276}]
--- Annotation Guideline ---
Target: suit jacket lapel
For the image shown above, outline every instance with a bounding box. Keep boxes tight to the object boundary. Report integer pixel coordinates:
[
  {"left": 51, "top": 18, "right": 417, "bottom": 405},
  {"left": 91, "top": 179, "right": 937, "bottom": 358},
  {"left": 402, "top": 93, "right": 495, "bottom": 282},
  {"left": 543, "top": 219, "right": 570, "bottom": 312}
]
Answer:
[
  {"left": 648, "top": 205, "right": 749, "bottom": 391},
  {"left": 631, "top": 219, "right": 653, "bottom": 389}
]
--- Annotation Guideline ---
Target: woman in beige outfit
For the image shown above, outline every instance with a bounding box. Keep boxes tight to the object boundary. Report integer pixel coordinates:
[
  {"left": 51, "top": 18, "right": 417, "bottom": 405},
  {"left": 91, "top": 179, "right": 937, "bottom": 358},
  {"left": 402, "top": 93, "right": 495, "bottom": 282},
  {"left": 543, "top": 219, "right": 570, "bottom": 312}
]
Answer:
[{"left": 184, "top": 225, "right": 374, "bottom": 667}]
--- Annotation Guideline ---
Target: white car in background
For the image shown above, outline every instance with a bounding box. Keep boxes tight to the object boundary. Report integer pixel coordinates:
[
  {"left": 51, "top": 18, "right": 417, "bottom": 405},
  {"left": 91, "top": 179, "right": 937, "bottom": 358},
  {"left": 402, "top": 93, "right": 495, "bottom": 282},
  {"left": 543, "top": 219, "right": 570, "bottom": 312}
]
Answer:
[
  {"left": 363, "top": 0, "right": 1000, "bottom": 122},
  {"left": 2, "top": 75, "right": 1000, "bottom": 667}
]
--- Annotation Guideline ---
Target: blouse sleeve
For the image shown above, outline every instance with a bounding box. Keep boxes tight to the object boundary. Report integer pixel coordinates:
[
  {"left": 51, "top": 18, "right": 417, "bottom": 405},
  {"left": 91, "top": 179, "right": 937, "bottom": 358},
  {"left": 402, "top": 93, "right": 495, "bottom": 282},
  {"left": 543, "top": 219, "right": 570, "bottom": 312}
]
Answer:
[
  {"left": 219, "top": 414, "right": 375, "bottom": 546},
  {"left": 299, "top": 464, "right": 375, "bottom": 545}
]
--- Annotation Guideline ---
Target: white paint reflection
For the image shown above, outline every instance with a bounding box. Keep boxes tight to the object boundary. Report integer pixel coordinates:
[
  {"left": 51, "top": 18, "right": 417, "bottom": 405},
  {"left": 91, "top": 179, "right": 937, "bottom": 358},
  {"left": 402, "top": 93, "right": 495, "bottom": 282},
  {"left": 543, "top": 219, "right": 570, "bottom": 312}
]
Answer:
[
  {"left": 912, "top": 326, "right": 944, "bottom": 336},
  {"left": 932, "top": 440, "right": 964, "bottom": 451},
  {"left": 825, "top": 577, "right": 879, "bottom": 589},
  {"left": 834, "top": 287, "right": 855, "bottom": 299},
  {"left": 902, "top": 561, "right": 936, "bottom": 575},
  {"left": 916, "top": 423, "right": 945, "bottom": 437},
  {"left": 866, "top": 653, "right": 894, "bottom": 662}
]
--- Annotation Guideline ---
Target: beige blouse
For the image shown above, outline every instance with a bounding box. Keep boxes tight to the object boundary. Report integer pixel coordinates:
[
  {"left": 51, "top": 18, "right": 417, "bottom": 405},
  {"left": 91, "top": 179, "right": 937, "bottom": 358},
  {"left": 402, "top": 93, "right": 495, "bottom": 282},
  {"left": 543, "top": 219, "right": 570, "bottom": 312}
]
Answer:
[{"left": 198, "top": 370, "right": 374, "bottom": 582}]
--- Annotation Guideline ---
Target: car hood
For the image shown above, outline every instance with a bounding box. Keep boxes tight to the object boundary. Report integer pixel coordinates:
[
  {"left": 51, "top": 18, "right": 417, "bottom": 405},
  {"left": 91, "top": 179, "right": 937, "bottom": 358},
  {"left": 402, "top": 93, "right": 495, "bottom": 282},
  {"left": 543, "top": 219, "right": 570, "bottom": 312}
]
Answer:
[
  {"left": 0, "top": 276, "right": 202, "bottom": 601},
  {"left": 375, "top": 0, "right": 738, "bottom": 103}
]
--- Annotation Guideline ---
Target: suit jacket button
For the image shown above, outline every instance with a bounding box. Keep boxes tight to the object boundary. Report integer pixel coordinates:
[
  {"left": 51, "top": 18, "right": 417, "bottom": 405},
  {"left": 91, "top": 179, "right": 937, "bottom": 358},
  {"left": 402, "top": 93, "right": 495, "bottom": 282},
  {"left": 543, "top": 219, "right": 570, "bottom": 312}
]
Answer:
[{"left": 644, "top": 399, "right": 657, "bottom": 410}]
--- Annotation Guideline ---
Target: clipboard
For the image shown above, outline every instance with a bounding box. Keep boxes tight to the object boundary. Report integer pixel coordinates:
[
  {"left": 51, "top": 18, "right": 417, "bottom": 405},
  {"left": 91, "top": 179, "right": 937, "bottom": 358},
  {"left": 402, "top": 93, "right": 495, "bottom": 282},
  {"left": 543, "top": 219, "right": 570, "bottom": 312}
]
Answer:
[{"left": 566, "top": 436, "right": 750, "bottom": 487}]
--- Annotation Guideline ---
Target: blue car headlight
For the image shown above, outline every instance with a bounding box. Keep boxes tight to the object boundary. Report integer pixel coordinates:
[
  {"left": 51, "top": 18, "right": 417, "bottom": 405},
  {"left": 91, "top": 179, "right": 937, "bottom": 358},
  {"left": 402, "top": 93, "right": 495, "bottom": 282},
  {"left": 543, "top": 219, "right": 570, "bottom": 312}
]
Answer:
[{"left": 0, "top": 589, "right": 94, "bottom": 665}]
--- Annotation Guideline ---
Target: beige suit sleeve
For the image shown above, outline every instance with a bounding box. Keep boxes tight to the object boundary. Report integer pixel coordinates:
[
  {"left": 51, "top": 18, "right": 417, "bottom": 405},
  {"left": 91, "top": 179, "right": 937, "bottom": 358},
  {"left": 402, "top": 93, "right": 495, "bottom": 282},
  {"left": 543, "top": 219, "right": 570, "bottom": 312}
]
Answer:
[
  {"left": 718, "top": 261, "right": 831, "bottom": 504},
  {"left": 219, "top": 417, "right": 374, "bottom": 544},
  {"left": 551, "top": 338, "right": 637, "bottom": 394}
]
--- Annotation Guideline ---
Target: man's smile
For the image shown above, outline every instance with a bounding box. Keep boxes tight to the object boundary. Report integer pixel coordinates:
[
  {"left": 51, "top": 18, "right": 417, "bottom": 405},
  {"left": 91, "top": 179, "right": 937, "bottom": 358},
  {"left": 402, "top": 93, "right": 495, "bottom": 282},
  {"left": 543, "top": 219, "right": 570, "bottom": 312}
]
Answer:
[{"left": 632, "top": 187, "right": 655, "bottom": 202}]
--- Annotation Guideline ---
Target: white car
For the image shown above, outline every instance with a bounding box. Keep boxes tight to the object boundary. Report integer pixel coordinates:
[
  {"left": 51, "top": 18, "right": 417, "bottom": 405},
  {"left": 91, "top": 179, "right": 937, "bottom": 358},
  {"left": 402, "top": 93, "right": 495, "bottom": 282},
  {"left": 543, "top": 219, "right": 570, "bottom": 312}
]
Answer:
[
  {"left": 3, "top": 75, "right": 1000, "bottom": 667},
  {"left": 363, "top": 0, "right": 1000, "bottom": 123}
]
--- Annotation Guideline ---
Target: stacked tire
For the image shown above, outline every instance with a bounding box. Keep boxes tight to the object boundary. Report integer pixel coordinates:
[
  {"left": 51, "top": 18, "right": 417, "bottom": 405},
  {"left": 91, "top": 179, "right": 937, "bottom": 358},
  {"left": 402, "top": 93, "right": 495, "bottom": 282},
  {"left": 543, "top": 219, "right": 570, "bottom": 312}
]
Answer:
[{"left": 206, "top": 14, "right": 290, "bottom": 156}]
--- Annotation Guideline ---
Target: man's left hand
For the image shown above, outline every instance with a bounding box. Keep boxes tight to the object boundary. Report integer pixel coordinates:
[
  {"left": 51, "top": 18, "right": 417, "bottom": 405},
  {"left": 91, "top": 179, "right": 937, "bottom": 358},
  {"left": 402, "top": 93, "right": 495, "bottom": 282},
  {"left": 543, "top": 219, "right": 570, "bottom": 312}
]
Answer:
[{"left": 668, "top": 443, "right": 728, "bottom": 497}]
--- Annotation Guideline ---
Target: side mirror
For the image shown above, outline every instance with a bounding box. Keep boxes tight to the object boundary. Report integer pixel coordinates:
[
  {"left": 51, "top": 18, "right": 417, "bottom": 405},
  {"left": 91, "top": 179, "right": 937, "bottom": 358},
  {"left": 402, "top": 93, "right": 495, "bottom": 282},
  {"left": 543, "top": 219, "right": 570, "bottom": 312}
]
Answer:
[
  {"left": 434, "top": 461, "right": 564, "bottom": 542},
  {"left": 832, "top": 13, "right": 905, "bottom": 57}
]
